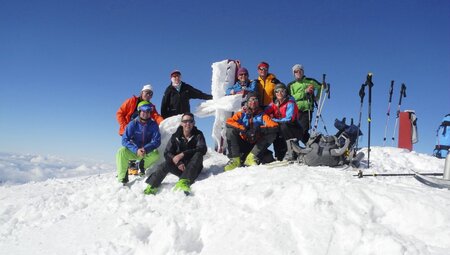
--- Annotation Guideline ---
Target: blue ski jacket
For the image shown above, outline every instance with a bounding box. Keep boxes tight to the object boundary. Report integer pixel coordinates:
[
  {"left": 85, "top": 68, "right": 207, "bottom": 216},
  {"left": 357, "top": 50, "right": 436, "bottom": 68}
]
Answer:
[
  {"left": 226, "top": 80, "right": 257, "bottom": 95},
  {"left": 122, "top": 117, "right": 161, "bottom": 154}
]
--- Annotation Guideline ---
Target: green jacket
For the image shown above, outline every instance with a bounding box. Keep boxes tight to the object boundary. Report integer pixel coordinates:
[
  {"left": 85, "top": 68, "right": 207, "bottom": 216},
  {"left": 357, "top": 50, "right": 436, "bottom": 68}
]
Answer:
[{"left": 287, "top": 77, "right": 321, "bottom": 111}]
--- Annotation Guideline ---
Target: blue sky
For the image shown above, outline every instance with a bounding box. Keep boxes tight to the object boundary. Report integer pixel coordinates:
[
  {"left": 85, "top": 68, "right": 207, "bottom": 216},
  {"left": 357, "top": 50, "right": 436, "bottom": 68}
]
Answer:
[{"left": 1, "top": 0, "right": 449, "bottom": 162}]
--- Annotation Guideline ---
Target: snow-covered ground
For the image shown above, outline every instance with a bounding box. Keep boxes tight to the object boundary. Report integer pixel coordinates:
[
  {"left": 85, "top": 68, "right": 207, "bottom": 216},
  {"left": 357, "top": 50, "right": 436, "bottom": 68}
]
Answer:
[{"left": 1, "top": 147, "right": 449, "bottom": 255}]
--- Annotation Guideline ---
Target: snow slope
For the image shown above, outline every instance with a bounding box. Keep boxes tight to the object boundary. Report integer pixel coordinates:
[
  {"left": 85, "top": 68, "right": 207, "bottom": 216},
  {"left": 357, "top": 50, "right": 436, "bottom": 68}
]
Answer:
[{"left": 1, "top": 148, "right": 449, "bottom": 255}]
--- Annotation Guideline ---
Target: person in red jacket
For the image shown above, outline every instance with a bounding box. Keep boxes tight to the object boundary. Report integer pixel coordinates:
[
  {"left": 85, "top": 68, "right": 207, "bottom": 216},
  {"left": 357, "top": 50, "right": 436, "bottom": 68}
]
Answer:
[
  {"left": 265, "top": 83, "right": 303, "bottom": 161},
  {"left": 116, "top": 84, "right": 163, "bottom": 136}
]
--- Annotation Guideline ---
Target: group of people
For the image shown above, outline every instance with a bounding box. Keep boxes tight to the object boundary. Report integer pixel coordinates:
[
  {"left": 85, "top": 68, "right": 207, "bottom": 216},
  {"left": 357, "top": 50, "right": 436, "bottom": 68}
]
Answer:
[
  {"left": 223, "top": 62, "right": 322, "bottom": 170},
  {"left": 115, "top": 62, "right": 323, "bottom": 195}
]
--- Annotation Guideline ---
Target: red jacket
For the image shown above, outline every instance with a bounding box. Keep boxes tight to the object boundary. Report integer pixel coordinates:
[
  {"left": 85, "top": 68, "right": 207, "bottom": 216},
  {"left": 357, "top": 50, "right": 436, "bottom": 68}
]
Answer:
[{"left": 116, "top": 96, "right": 163, "bottom": 136}]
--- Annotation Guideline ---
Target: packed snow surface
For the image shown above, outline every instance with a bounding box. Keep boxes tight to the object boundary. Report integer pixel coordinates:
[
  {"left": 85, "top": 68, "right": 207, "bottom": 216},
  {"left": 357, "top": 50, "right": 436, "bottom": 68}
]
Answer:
[{"left": 1, "top": 148, "right": 449, "bottom": 255}]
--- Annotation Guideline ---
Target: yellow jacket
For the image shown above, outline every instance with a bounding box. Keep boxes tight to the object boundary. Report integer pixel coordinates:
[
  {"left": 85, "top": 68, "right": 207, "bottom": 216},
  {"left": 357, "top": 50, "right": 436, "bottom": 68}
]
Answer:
[{"left": 256, "top": 73, "right": 280, "bottom": 107}]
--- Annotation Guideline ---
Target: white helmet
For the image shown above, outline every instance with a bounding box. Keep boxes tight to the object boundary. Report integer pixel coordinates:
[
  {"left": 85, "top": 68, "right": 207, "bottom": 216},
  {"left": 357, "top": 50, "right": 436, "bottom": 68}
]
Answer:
[
  {"left": 141, "top": 84, "right": 153, "bottom": 92},
  {"left": 292, "top": 64, "right": 304, "bottom": 74}
]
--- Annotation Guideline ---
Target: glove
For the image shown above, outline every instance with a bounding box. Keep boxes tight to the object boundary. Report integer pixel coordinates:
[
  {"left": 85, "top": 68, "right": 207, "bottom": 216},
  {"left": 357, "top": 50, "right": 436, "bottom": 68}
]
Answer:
[
  {"left": 241, "top": 126, "right": 260, "bottom": 143},
  {"left": 305, "top": 85, "right": 314, "bottom": 94}
]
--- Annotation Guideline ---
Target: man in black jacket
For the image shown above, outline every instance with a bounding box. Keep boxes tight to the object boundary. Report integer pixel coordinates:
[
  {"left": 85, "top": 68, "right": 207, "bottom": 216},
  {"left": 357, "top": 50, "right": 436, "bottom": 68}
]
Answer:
[
  {"left": 160, "top": 70, "right": 213, "bottom": 118},
  {"left": 144, "top": 113, "right": 207, "bottom": 195}
]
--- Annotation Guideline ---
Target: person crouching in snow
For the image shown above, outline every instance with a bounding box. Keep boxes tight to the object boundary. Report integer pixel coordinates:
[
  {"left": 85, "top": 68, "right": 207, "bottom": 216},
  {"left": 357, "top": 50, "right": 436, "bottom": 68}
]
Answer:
[
  {"left": 225, "top": 67, "right": 257, "bottom": 96},
  {"left": 143, "top": 113, "right": 207, "bottom": 195},
  {"left": 265, "top": 83, "right": 303, "bottom": 161},
  {"left": 116, "top": 101, "right": 161, "bottom": 184},
  {"left": 224, "top": 92, "right": 279, "bottom": 171}
]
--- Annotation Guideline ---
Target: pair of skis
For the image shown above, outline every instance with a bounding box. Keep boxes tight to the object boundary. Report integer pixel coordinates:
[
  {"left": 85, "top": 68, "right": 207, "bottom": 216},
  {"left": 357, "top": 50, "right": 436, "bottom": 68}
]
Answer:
[{"left": 355, "top": 170, "right": 450, "bottom": 189}]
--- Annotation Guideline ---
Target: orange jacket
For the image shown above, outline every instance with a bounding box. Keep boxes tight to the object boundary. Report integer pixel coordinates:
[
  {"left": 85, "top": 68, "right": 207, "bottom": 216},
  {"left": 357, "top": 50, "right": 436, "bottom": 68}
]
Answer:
[
  {"left": 256, "top": 73, "right": 280, "bottom": 107},
  {"left": 226, "top": 108, "right": 278, "bottom": 142},
  {"left": 116, "top": 96, "right": 163, "bottom": 136}
]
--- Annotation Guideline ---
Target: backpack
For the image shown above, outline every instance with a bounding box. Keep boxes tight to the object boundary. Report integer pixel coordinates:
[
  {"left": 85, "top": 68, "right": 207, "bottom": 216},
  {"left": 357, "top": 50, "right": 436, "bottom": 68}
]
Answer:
[
  {"left": 294, "top": 118, "right": 363, "bottom": 167},
  {"left": 433, "top": 114, "right": 450, "bottom": 158}
]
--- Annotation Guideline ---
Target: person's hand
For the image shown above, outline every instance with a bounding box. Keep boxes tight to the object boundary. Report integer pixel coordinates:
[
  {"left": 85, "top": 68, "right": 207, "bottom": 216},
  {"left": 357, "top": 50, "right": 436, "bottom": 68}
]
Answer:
[
  {"left": 178, "top": 163, "right": 186, "bottom": 172},
  {"left": 137, "top": 148, "right": 146, "bottom": 157},
  {"left": 172, "top": 153, "right": 184, "bottom": 165},
  {"left": 241, "top": 126, "right": 260, "bottom": 143},
  {"left": 305, "top": 85, "right": 314, "bottom": 94},
  {"left": 230, "top": 89, "right": 235, "bottom": 95}
]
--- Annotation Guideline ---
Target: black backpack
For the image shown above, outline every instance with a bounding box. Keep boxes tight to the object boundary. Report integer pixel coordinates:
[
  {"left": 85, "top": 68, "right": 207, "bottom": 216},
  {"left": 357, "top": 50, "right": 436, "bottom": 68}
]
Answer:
[{"left": 294, "top": 118, "right": 363, "bottom": 167}]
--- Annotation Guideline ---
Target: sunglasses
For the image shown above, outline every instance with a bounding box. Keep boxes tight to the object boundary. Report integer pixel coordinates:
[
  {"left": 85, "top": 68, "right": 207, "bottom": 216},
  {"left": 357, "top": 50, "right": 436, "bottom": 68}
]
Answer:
[
  {"left": 275, "top": 89, "right": 286, "bottom": 94},
  {"left": 294, "top": 70, "right": 302, "bottom": 73},
  {"left": 181, "top": 119, "right": 194, "bottom": 124},
  {"left": 248, "top": 97, "right": 259, "bottom": 102},
  {"left": 258, "top": 67, "right": 268, "bottom": 71},
  {"left": 143, "top": 91, "right": 153, "bottom": 96},
  {"left": 238, "top": 73, "right": 248, "bottom": 76}
]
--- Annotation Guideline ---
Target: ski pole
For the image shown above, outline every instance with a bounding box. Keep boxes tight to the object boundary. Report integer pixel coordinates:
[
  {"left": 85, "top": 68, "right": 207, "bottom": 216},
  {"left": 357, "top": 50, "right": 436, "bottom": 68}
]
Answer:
[
  {"left": 383, "top": 81, "right": 394, "bottom": 146},
  {"left": 317, "top": 83, "right": 330, "bottom": 134},
  {"left": 355, "top": 172, "right": 443, "bottom": 178},
  {"left": 391, "top": 83, "right": 407, "bottom": 146},
  {"left": 312, "top": 74, "right": 326, "bottom": 134},
  {"left": 366, "top": 73, "right": 374, "bottom": 168},
  {"left": 355, "top": 83, "right": 366, "bottom": 150}
]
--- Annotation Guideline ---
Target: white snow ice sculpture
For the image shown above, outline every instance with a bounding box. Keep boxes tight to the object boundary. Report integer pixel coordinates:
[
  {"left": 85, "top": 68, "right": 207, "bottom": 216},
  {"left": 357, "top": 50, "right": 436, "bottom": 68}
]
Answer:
[{"left": 195, "top": 60, "right": 245, "bottom": 153}]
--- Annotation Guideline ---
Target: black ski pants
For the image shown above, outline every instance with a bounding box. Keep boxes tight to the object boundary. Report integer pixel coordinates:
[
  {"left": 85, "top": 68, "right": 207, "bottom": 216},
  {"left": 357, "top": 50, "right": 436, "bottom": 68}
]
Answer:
[
  {"left": 299, "top": 110, "right": 313, "bottom": 144},
  {"left": 226, "top": 126, "right": 276, "bottom": 160},
  {"left": 273, "top": 121, "right": 303, "bottom": 161},
  {"left": 145, "top": 152, "right": 204, "bottom": 187}
]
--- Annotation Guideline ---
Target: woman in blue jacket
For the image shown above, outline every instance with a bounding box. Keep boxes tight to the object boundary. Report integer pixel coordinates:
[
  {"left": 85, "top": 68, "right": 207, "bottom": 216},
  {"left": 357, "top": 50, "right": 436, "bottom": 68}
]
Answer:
[{"left": 226, "top": 67, "right": 257, "bottom": 96}]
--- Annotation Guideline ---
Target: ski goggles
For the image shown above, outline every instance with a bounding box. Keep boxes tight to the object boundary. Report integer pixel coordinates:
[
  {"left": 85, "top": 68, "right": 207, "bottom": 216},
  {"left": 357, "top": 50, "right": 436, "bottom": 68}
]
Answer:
[
  {"left": 142, "top": 90, "right": 153, "bottom": 96},
  {"left": 275, "top": 88, "right": 286, "bottom": 94},
  {"left": 139, "top": 105, "right": 153, "bottom": 112},
  {"left": 181, "top": 119, "right": 194, "bottom": 124}
]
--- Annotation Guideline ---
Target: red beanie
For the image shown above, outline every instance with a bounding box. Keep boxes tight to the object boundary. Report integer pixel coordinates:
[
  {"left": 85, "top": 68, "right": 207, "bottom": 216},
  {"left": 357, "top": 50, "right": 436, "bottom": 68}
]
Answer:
[{"left": 257, "top": 62, "right": 269, "bottom": 69}]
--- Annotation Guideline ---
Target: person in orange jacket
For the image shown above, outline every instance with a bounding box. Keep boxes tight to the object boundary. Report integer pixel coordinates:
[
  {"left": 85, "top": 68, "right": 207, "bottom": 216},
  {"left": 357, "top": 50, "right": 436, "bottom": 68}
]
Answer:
[
  {"left": 255, "top": 61, "right": 281, "bottom": 108},
  {"left": 224, "top": 92, "right": 279, "bottom": 171},
  {"left": 116, "top": 84, "right": 163, "bottom": 136}
]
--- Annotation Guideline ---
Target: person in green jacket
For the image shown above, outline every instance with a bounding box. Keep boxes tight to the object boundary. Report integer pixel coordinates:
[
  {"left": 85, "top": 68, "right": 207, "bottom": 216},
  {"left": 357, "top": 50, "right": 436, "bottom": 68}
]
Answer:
[{"left": 287, "top": 64, "right": 321, "bottom": 143}]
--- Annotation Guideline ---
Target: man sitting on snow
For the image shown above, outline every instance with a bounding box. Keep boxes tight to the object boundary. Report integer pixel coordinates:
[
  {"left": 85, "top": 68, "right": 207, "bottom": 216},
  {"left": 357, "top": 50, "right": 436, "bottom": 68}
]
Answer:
[
  {"left": 224, "top": 92, "right": 279, "bottom": 171},
  {"left": 116, "top": 101, "right": 161, "bottom": 184},
  {"left": 143, "top": 113, "right": 207, "bottom": 195}
]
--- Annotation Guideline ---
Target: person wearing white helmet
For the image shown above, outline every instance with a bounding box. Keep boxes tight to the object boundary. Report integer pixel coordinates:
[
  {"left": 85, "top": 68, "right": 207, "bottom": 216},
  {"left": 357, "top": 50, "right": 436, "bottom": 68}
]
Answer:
[
  {"left": 116, "top": 84, "right": 163, "bottom": 136},
  {"left": 287, "top": 64, "right": 321, "bottom": 144}
]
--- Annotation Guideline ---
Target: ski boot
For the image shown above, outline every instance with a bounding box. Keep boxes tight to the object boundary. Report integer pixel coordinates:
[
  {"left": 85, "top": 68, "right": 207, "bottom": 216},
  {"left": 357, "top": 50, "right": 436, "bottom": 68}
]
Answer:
[
  {"left": 174, "top": 179, "right": 191, "bottom": 195},
  {"left": 127, "top": 160, "right": 139, "bottom": 175},
  {"left": 224, "top": 157, "right": 241, "bottom": 171}
]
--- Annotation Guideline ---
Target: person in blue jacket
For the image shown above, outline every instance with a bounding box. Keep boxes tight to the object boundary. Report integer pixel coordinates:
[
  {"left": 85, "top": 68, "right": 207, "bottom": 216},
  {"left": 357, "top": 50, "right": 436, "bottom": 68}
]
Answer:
[
  {"left": 116, "top": 101, "right": 161, "bottom": 184},
  {"left": 225, "top": 67, "right": 257, "bottom": 96}
]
